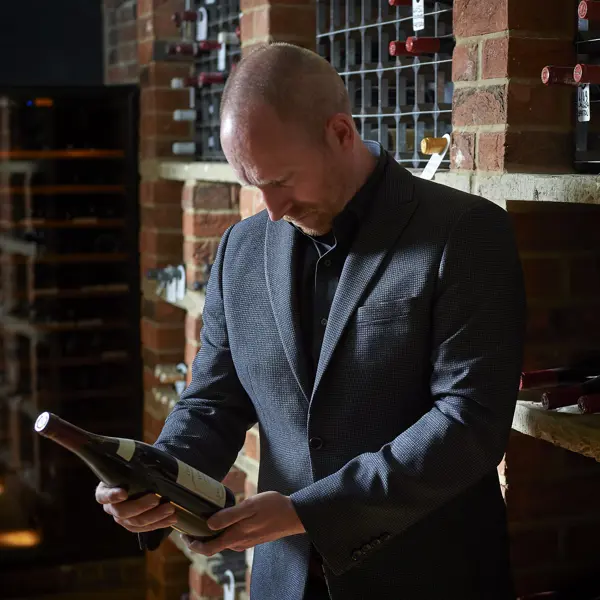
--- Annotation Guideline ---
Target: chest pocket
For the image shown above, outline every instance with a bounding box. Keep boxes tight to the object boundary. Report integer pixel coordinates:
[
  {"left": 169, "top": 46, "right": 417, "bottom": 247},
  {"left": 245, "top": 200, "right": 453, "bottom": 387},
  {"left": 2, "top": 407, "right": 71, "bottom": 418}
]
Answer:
[{"left": 355, "top": 297, "right": 415, "bottom": 325}]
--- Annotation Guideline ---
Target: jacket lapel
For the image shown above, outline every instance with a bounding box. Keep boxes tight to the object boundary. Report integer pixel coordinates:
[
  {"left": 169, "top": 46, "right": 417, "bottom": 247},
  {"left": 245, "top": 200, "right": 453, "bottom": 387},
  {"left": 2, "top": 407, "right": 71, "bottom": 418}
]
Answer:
[
  {"left": 312, "top": 163, "right": 418, "bottom": 399},
  {"left": 264, "top": 218, "right": 313, "bottom": 402}
]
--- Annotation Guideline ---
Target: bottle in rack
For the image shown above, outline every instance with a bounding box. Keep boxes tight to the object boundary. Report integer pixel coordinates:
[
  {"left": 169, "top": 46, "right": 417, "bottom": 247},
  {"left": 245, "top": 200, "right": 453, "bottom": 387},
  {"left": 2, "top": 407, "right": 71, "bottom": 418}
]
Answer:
[
  {"left": 165, "top": 41, "right": 222, "bottom": 59},
  {"left": 171, "top": 73, "right": 228, "bottom": 89},
  {"left": 405, "top": 36, "right": 456, "bottom": 56},
  {"left": 34, "top": 412, "right": 236, "bottom": 539},
  {"left": 541, "top": 375, "right": 600, "bottom": 409},
  {"left": 541, "top": 66, "right": 578, "bottom": 86},
  {"left": 520, "top": 366, "right": 600, "bottom": 389}
]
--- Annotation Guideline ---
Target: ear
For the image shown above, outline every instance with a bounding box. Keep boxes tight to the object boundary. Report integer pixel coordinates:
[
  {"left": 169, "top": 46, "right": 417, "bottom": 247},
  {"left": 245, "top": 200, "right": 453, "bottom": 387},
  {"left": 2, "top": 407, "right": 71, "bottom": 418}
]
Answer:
[{"left": 326, "top": 113, "right": 355, "bottom": 150}]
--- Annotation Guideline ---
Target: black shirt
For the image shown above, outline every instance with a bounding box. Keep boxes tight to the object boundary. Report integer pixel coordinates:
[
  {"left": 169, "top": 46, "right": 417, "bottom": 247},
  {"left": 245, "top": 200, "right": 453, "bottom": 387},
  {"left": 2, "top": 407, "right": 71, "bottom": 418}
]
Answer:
[{"left": 292, "top": 141, "right": 389, "bottom": 380}]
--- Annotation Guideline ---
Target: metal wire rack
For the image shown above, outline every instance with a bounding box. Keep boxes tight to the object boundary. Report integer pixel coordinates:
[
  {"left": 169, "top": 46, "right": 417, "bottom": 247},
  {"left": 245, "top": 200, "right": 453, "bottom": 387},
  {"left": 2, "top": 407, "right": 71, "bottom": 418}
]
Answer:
[{"left": 316, "top": 0, "right": 454, "bottom": 169}]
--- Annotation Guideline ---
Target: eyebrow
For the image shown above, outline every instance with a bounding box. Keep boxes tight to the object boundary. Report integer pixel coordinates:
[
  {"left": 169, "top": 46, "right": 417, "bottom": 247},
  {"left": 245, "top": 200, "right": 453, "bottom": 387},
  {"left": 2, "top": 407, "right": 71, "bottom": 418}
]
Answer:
[{"left": 243, "top": 173, "right": 291, "bottom": 188}]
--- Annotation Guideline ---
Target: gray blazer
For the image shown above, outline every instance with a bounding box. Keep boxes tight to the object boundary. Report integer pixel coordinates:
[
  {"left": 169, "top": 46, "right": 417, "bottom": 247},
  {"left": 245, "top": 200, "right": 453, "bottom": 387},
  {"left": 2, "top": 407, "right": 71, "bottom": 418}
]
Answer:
[{"left": 154, "top": 156, "right": 526, "bottom": 600}]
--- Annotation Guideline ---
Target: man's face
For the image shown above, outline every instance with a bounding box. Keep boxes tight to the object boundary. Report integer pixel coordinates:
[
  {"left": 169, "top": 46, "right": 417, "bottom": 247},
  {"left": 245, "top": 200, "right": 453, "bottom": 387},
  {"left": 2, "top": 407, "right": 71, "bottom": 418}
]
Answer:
[{"left": 221, "top": 106, "right": 348, "bottom": 236}]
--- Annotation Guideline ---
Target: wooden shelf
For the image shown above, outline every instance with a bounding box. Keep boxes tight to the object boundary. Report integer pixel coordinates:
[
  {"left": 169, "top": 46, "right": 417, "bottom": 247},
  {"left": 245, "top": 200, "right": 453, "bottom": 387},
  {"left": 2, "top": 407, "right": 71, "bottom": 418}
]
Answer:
[
  {"left": 0, "top": 149, "right": 125, "bottom": 160},
  {"left": 35, "top": 253, "right": 129, "bottom": 264},
  {"left": 0, "top": 315, "right": 129, "bottom": 337},
  {"left": 32, "top": 284, "right": 129, "bottom": 299},
  {"left": 38, "top": 352, "right": 129, "bottom": 368},
  {"left": 1, "top": 219, "right": 126, "bottom": 229},
  {"left": 1, "top": 185, "right": 125, "bottom": 195},
  {"left": 36, "top": 388, "right": 133, "bottom": 402}
]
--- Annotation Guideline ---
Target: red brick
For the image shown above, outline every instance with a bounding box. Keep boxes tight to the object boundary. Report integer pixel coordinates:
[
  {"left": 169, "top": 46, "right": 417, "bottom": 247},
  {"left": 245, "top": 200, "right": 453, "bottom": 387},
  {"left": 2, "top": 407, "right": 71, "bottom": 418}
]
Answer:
[
  {"left": 141, "top": 204, "right": 183, "bottom": 230},
  {"left": 119, "top": 22, "right": 138, "bottom": 44},
  {"left": 140, "top": 228, "right": 183, "bottom": 256},
  {"left": 449, "top": 132, "right": 475, "bottom": 170},
  {"left": 510, "top": 208, "right": 600, "bottom": 253},
  {"left": 452, "top": 85, "right": 507, "bottom": 127},
  {"left": 478, "top": 130, "right": 573, "bottom": 173},
  {"left": 140, "top": 136, "right": 184, "bottom": 160},
  {"left": 145, "top": 547, "right": 189, "bottom": 583},
  {"left": 452, "top": 43, "right": 478, "bottom": 82},
  {"left": 185, "top": 265, "right": 206, "bottom": 291},
  {"left": 508, "top": 526, "right": 560, "bottom": 569},
  {"left": 240, "top": 187, "right": 258, "bottom": 220},
  {"left": 144, "top": 365, "right": 160, "bottom": 391},
  {"left": 520, "top": 257, "right": 566, "bottom": 299},
  {"left": 189, "top": 567, "right": 222, "bottom": 597},
  {"left": 118, "top": 42, "right": 137, "bottom": 63},
  {"left": 269, "top": 5, "right": 316, "bottom": 41},
  {"left": 141, "top": 88, "right": 191, "bottom": 113},
  {"left": 507, "top": 82, "right": 572, "bottom": 128},
  {"left": 182, "top": 183, "right": 239, "bottom": 211},
  {"left": 139, "top": 62, "right": 191, "bottom": 88},
  {"left": 222, "top": 467, "right": 247, "bottom": 495},
  {"left": 569, "top": 257, "right": 600, "bottom": 297},
  {"left": 508, "top": 0, "right": 578, "bottom": 37},
  {"left": 183, "top": 239, "right": 218, "bottom": 267},
  {"left": 483, "top": 37, "right": 576, "bottom": 80},
  {"left": 182, "top": 212, "right": 240, "bottom": 238},
  {"left": 141, "top": 318, "right": 185, "bottom": 352},
  {"left": 453, "top": 0, "right": 508, "bottom": 36},
  {"left": 140, "top": 180, "right": 184, "bottom": 207},
  {"left": 140, "top": 113, "right": 193, "bottom": 140},
  {"left": 185, "top": 313, "right": 203, "bottom": 342},
  {"left": 106, "top": 63, "right": 139, "bottom": 84},
  {"left": 143, "top": 346, "right": 184, "bottom": 370},
  {"left": 142, "top": 297, "right": 185, "bottom": 323}
]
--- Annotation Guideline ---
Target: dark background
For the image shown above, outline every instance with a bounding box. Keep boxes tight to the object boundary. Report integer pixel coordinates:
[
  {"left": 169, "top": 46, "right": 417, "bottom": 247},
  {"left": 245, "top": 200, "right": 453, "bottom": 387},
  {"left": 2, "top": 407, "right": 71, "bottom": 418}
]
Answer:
[{"left": 0, "top": 0, "right": 103, "bottom": 86}]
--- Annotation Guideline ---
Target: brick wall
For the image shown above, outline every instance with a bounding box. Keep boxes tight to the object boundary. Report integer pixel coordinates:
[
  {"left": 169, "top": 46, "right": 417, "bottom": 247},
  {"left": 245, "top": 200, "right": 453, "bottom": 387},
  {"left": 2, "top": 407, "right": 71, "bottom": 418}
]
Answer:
[
  {"left": 103, "top": 0, "right": 139, "bottom": 84},
  {"left": 451, "top": 0, "right": 577, "bottom": 173},
  {"left": 502, "top": 201, "right": 600, "bottom": 596}
]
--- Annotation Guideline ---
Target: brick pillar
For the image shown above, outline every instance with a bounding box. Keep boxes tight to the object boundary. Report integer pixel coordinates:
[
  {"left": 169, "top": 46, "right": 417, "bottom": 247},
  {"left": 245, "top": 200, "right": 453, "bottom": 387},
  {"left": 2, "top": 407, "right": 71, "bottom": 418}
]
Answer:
[
  {"left": 102, "top": 0, "right": 139, "bottom": 84},
  {"left": 240, "top": 0, "right": 316, "bottom": 55},
  {"left": 451, "top": 0, "right": 578, "bottom": 173}
]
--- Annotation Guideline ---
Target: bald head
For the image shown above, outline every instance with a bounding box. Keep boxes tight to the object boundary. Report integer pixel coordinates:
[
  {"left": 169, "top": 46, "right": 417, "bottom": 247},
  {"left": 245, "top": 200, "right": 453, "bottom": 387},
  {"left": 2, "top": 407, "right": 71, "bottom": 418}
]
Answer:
[{"left": 220, "top": 43, "right": 352, "bottom": 141}]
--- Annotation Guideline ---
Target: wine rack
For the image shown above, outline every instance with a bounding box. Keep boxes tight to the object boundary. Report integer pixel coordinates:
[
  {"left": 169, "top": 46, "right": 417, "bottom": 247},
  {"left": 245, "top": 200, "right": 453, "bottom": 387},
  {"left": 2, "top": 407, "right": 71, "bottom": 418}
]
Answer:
[
  {"left": 152, "top": 0, "right": 241, "bottom": 161},
  {"left": 316, "top": 0, "right": 454, "bottom": 169},
  {"left": 0, "top": 86, "right": 142, "bottom": 564}
]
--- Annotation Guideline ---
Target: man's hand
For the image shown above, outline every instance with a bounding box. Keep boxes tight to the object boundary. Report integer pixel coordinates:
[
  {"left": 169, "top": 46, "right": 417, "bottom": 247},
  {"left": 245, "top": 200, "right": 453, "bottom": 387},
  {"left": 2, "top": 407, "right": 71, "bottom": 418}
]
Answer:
[
  {"left": 181, "top": 491, "right": 305, "bottom": 556},
  {"left": 95, "top": 482, "right": 178, "bottom": 532}
]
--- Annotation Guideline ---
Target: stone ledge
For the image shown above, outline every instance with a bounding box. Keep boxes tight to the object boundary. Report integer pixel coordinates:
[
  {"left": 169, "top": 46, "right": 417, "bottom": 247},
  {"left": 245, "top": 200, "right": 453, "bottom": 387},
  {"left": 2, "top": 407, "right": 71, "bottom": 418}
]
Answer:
[
  {"left": 512, "top": 400, "right": 600, "bottom": 463},
  {"left": 159, "top": 160, "right": 240, "bottom": 184}
]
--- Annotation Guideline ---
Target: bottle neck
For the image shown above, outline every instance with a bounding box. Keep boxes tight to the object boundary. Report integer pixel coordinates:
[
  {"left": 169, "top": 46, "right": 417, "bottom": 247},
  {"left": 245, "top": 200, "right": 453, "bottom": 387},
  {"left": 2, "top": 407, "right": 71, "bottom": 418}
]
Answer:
[{"left": 35, "top": 412, "right": 97, "bottom": 455}]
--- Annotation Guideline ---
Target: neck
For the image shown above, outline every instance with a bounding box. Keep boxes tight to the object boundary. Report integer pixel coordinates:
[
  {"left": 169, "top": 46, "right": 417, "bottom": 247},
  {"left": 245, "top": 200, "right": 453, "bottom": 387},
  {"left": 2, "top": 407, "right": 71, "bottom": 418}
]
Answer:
[{"left": 336, "top": 142, "right": 378, "bottom": 215}]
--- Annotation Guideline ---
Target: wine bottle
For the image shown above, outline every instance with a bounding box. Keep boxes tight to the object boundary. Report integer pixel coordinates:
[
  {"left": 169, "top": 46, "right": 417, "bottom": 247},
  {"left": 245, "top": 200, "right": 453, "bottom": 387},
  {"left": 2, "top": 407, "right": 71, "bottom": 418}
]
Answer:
[
  {"left": 389, "top": 41, "right": 411, "bottom": 57},
  {"left": 541, "top": 65, "right": 578, "bottom": 86},
  {"left": 578, "top": 393, "right": 600, "bottom": 413},
  {"left": 173, "top": 109, "right": 200, "bottom": 122},
  {"left": 34, "top": 412, "right": 235, "bottom": 539},
  {"left": 579, "top": 0, "right": 600, "bottom": 23},
  {"left": 519, "top": 367, "right": 598, "bottom": 389},
  {"left": 420, "top": 137, "right": 448, "bottom": 155},
  {"left": 171, "top": 73, "right": 228, "bottom": 89},
  {"left": 541, "top": 375, "right": 600, "bottom": 409},
  {"left": 172, "top": 10, "right": 199, "bottom": 27},
  {"left": 165, "top": 41, "right": 222, "bottom": 59},
  {"left": 405, "top": 36, "right": 455, "bottom": 55}
]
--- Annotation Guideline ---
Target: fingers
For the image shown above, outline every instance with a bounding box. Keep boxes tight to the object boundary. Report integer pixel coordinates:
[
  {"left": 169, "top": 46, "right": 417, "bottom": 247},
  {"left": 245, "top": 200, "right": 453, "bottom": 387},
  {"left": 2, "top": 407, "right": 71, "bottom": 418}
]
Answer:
[
  {"left": 207, "top": 497, "right": 256, "bottom": 531},
  {"left": 182, "top": 529, "right": 249, "bottom": 556},
  {"left": 103, "top": 493, "right": 162, "bottom": 520},
  {"left": 95, "top": 482, "right": 128, "bottom": 505},
  {"left": 112, "top": 502, "right": 178, "bottom": 532}
]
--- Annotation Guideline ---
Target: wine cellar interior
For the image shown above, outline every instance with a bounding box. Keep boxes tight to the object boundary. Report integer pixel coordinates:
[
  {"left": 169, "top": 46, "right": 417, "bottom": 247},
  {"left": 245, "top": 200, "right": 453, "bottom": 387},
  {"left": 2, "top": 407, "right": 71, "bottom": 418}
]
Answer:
[{"left": 1, "top": 1, "right": 600, "bottom": 600}]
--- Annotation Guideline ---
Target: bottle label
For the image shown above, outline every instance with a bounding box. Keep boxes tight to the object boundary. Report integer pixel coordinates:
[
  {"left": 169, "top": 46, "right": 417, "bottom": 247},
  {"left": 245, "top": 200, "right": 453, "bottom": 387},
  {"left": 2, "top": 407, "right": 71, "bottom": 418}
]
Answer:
[
  {"left": 578, "top": 84, "right": 591, "bottom": 122},
  {"left": 117, "top": 439, "right": 136, "bottom": 462},
  {"left": 176, "top": 459, "right": 226, "bottom": 508},
  {"left": 412, "top": 0, "right": 425, "bottom": 32}
]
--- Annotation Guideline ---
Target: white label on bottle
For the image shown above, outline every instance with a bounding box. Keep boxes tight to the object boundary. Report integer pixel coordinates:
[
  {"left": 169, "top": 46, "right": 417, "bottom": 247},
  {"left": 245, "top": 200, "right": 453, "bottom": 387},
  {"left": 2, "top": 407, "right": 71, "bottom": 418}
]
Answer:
[
  {"left": 176, "top": 459, "right": 226, "bottom": 508},
  {"left": 117, "top": 439, "right": 136, "bottom": 462},
  {"left": 578, "top": 84, "right": 591, "bottom": 122},
  {"left": 412, "top": 0, "right": 425, "bottom": 32}
]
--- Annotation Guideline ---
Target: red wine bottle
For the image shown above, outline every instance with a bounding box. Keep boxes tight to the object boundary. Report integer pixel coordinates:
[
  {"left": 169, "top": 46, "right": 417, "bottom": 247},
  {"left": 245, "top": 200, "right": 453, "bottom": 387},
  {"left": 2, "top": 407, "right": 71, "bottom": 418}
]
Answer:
[
  {"left": 578, "top": 393, "right": 600, "bottom": 413},
  {"left": 519, "top": 367, "right": 598, "bottom": 390},
  {"left": 405, "top": 36, "right": 455, "bottom": 55},
  {"left": 541, "top": 65, "right": 578, "bottom": 86},
  {"left": 579, "top": 0, "right": 600, "bottom": 23},
  {"left": 166, "top": 41, "right": 222, "bottom": 58},
  {"left": 541, "top": 375, "right": 600, "bottom": 409},
  {"left": 171, "top": 72, "right": 228, "bottom": 89},
  {"left": 34, "top": 412, "right": 235, "bottom": 539}
]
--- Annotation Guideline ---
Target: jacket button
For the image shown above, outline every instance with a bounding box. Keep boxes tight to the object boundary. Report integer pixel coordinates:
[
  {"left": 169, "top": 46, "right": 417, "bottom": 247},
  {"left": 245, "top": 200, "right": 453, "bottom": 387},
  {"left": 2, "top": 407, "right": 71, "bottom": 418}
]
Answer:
[{"left": 309, "top": 437, "right": 324, "bottom": 450}]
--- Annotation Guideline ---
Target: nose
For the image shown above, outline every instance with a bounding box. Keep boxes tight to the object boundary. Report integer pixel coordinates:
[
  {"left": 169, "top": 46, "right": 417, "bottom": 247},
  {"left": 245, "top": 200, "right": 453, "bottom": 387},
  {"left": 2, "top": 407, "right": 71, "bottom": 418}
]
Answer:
[{"left": 261, "top": 189, "right": 293, "bottom": 222}]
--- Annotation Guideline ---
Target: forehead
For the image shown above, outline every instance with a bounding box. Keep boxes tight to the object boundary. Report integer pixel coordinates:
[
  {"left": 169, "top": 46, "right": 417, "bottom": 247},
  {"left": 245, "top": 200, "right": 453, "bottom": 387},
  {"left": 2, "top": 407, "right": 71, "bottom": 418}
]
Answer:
[{"left": 221, "top": 111, "right": 309, "bottom": 185}]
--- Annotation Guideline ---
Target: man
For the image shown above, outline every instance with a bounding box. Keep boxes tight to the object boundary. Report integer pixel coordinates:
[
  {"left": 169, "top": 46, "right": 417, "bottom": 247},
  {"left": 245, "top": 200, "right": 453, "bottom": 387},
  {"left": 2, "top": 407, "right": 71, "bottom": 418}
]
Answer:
[{"left": 97, "top": 43, "right": 526, "bottom": 599}]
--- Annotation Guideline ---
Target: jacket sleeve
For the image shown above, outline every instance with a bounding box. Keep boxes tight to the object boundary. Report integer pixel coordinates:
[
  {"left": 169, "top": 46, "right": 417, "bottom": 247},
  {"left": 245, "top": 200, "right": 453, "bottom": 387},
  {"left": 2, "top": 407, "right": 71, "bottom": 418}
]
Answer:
[
  {"left": 289, "top": 200, "right": 527, "bottom": 576},
  {"left": 139, "top": 223, "right": 258, "bottom": 551}
]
